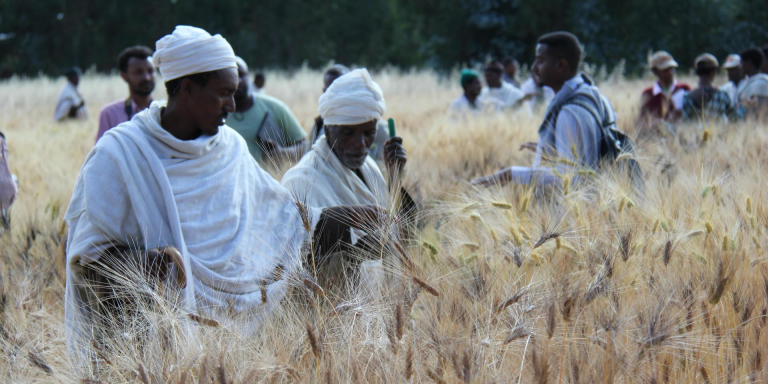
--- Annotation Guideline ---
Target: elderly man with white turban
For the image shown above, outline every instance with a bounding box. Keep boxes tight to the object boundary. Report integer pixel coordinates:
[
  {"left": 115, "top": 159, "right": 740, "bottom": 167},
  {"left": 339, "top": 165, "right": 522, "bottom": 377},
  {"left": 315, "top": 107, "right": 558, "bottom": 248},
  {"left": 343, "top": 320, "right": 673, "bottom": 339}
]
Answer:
[
  {"left": 282, "top": 69, "right": 416, "bottom": 283},
  {"left": 64, "top": 26, "right": 384, "bottom": 361}
]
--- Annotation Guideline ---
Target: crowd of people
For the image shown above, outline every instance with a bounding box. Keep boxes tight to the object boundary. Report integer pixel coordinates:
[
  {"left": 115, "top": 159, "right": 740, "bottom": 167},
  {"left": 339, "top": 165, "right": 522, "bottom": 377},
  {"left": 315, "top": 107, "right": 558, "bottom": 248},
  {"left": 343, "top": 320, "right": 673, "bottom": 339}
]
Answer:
[
  {"left": 637, "top": 48, "right": 768, "bottom": 132},
  {"left": 43, "top": 25, "right": 767, "bottom": 360}
]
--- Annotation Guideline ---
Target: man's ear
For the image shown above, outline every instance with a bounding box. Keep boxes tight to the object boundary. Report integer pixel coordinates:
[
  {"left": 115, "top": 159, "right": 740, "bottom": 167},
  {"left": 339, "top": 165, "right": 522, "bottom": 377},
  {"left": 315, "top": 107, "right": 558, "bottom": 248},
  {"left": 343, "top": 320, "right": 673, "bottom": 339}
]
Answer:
[
  {"left": 557, "top": 59, "right": 570, "bottom": 75},
  {"left": 119, "top": 72, "right": 129, "bottom": 83},
  {"left": 180, "top": 78, "right": 195, "bottom": 97}
]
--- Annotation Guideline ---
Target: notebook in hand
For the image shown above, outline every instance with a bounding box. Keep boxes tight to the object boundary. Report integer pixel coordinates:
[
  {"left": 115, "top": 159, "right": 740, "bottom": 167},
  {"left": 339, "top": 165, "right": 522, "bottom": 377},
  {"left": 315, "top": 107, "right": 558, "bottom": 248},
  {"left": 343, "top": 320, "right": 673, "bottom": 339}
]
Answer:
[{"left": 256, "top": 110, "right": 288, "bottom": 147}]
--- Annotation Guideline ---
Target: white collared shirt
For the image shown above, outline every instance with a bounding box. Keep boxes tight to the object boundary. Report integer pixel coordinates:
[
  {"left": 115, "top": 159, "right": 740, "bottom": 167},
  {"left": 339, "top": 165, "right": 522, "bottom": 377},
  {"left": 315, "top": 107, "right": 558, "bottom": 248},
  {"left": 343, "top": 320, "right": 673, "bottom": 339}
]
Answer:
[
  {"left": 737, "top": 73, "right": 768, "bottom": 103},
  {"left": 652, "top": 80, "right": 687, "bottom": 110},
  {"left": 479, "top": 82, "right": 525, "bottom": 111}
]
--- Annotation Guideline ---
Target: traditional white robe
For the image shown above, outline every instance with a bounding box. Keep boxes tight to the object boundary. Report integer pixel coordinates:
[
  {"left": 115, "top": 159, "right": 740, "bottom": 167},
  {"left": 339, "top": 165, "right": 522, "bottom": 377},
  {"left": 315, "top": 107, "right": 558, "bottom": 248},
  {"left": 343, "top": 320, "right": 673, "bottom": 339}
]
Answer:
[
  {"left": 479, "top": 82, "right": 525, "bottom": 111},
  {"left": 281, "top": 135, "right": 388, "bottom": 209},
  {"left": 64, "top": 101, "right": 319, "bottom": 353},
  {"left": 54, "top": 82, "right": 88, "bottom": 121},
  {"left": 281, "top": 135, "right": 389, "bottom": 294}
]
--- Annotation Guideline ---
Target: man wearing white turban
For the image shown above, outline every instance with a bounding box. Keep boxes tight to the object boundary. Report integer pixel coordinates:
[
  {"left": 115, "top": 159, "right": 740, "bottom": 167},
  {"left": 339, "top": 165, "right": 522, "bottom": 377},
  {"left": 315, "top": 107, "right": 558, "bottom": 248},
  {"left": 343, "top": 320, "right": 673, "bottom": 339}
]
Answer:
[
  {"left": 281, "top": 69, "right": 416, "bottom": 283},
  {"left": 64, "top": 26, "right": 384, "bottom": 362}
]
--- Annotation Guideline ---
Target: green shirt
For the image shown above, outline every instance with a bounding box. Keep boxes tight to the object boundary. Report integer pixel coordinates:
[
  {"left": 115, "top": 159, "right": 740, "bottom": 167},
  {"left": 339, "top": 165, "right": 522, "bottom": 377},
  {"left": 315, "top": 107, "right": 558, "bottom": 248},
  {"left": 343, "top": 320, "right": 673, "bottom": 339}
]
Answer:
[{"left": 226, "top": 92, "right": 306, "bottom": 164}]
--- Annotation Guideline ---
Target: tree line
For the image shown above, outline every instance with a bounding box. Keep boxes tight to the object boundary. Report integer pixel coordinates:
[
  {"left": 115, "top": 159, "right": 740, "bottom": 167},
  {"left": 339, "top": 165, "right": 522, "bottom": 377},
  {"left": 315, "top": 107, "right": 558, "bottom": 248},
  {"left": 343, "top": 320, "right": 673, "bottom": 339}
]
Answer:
[{"left": 1, "top": 0, "right": 766, "bottom": 77}]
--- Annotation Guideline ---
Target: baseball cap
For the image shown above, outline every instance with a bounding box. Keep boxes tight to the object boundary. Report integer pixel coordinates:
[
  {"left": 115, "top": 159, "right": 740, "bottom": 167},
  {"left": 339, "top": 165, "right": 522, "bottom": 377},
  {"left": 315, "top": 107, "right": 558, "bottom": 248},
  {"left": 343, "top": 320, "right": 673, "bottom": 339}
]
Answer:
[
  {"left": 723, "top": 54, "right": 741, "bottom": 69},
  {"left": 694, "top": 53, "right": 719, "bottom": 70},
  {"left": 650, "top": 51, "right": 679, "bottom": 70}
]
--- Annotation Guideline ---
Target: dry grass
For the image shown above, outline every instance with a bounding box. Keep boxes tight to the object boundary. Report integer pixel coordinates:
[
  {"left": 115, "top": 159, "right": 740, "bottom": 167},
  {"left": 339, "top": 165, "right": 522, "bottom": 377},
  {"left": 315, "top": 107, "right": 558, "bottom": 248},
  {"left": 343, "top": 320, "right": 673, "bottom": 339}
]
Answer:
[{"left": 1, "top": 68, "right": 768, "bottom": 383}]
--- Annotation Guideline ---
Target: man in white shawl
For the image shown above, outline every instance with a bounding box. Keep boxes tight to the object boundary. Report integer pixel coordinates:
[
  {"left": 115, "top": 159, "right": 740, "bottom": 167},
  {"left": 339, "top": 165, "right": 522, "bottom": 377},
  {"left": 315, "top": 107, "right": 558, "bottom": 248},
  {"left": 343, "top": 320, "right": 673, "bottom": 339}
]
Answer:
[
  {"left": 479, "top": 61, "right": 526, "bottom": 111},
  {"left": 54, "top": 66, "right": 88, "bottom": 121},
  {"left": 64, "top": 26, "right": 381, "bottom": 361},
  {"left": 281, "top": 69, "right": 416, "bottom": 281}
]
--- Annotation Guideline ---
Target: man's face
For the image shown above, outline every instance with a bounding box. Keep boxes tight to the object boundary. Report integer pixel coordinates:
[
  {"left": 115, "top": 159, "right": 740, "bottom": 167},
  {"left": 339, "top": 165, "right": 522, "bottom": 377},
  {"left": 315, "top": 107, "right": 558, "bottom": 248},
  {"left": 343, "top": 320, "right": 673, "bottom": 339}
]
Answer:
[
  {"left": 742, "top": 62, "right": 757, "bottom": 76},
  {"left": 325, "top": 120, "right": 377, "bottom": 169},
  {"left": 504, "top": 62, "right": 517, "bottom": 77},
  {"left": 727, "top": 66, "right": 744, "bottom": 84},
  {"left": 121, "top": 57, "right": 155, "bottom": 96},
  {"left": 187, "top": 67, "right": 238, "bottom": 136},
  {"left": 234, "top": 63, "right": 249, "bottom": 101},
  {"left": 484, "top": 67, "right": 503, "bottom": 88},
  {"left": 532, "top": 44, "right": 562, "bottom": 90},
  {"left": 254, "top": 75, "right": 265, "bottom": 89},
  {"left": 68, "top": 74, "right": 79, "bottom": 86},
  {"left": 323, "top": 72, "right": 342, "bottom": 92},
  {"left": 464, "top": 78, "right": 482, "bottom": 98},
  {"left": 653, "top": 67, "right": 675, "bottom": 86}
]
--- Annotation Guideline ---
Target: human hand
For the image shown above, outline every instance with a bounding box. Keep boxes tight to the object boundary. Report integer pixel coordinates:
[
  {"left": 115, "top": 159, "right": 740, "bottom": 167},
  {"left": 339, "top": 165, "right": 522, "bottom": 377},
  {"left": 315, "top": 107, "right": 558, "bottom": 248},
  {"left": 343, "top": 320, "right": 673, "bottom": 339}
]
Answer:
[
  {"left": 145, "top": 247, "right": 187, "bottom": 288},
  {"left": 519, "top": 141, "right": 538, "bottom": 153},
  {"left": 262, "top": 139, "right": 282, "bottom": 154},
  {"left": 322, "top": 205, "right": 389, "bottom": 230},
  {"left": 471, "top": 169, "right": 512, "bottom": 188},
  {"left": 384, "top": 136, "right": 406, "bottom": 176}
]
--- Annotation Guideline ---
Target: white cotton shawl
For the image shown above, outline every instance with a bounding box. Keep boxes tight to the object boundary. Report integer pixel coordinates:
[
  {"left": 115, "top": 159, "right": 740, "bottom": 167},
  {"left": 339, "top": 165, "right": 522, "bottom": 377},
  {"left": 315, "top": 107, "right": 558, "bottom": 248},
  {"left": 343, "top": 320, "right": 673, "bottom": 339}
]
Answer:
[
  {"left": 64, "top": 101, "right": 316, "bottom": 353},
  {"left": 281, "top": 135, "right": 388, "bottom": 209},
  {"left": 54, "top": 82, "right": 87, "bottom": 121},
  {"left": 281, "top": 136, "right": 390, "bottom": 303},
  {"left": 153, "top": 26, "right": 237, "bottom": 82},
  {"left": 318, "top": 68, "right": 386, "bottom": 126}
]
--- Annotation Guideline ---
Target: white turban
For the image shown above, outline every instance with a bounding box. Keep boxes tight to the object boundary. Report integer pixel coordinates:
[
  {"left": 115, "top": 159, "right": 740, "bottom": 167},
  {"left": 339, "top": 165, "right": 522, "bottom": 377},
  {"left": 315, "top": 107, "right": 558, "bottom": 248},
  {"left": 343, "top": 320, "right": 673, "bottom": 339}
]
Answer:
[
  {"left": 318, "top": 68, "right": 386, "bottom": 126},
  {"left": 153, "top": 26, "right": 236, "bottom": 82}
]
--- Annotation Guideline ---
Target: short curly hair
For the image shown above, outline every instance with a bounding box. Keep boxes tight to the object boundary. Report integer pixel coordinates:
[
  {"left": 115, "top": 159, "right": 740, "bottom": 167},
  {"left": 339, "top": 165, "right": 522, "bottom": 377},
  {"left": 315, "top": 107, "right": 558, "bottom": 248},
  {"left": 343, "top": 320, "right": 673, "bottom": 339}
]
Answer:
[
  {"left": 117, "top": 45, "right": 153, "bottom": 73},
  {"left": 537, "top": 31, "right": 583, "bottom": 72}
]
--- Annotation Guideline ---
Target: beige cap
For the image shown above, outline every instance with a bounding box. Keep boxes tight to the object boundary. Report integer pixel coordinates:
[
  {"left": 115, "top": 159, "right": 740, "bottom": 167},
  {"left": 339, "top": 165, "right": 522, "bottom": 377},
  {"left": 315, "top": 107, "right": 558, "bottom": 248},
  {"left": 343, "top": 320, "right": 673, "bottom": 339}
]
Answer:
[
  {"left": 723, "top": 54, "right": 741, "bottom": 69},
  {"left": 650, "top": 51, "right": 679, "bottom": 70},
  {"left": 694, "top": 53, "right": 719, "bottom": 70}
]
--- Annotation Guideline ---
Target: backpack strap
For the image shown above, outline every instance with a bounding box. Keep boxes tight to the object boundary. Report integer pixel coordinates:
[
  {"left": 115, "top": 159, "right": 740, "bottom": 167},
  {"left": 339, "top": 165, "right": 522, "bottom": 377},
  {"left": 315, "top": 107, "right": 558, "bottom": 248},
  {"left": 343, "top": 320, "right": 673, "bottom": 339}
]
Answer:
[{"left": 566, "top": 95, "right": 624, "bottom": 156}]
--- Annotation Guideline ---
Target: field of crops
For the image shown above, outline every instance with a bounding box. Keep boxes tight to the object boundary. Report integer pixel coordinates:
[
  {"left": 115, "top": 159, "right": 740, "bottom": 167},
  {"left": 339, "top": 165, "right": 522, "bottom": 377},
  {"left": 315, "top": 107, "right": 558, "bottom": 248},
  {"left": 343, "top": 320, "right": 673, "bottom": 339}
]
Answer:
[{"left": 1, "top": 69, "right": 767, "bottom": 383}]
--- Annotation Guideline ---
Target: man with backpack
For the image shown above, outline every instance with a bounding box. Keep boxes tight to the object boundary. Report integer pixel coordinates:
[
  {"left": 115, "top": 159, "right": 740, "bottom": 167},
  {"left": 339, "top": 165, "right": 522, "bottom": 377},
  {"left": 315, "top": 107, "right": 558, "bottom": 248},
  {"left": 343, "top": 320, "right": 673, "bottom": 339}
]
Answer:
[{"left": 472, "top": 31, "right": 641, "bottom": 192}]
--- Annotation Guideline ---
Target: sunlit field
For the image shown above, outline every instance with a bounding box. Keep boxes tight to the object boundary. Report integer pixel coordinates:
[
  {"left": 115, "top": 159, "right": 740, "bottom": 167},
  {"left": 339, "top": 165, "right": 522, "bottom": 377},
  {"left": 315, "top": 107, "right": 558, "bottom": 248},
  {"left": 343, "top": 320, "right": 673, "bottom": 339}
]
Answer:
[{"left": 1, "top": 67, "right": 768, "bottom": 383}]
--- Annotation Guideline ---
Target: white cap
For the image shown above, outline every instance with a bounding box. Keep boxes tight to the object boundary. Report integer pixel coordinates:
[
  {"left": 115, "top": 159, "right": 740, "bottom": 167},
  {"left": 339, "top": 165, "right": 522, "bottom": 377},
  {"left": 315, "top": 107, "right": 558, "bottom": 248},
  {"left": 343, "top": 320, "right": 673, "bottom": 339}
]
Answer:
[{"left": 723, "top": 54, "right": 741, "bottom": 69}]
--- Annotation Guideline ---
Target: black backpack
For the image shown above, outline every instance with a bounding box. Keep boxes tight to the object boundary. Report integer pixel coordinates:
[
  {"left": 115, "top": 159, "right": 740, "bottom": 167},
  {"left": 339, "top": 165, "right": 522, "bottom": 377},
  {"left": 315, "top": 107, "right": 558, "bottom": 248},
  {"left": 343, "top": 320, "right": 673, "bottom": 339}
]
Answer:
[{"left": 567, "top": 94, "right": 646, "bottom": 197}]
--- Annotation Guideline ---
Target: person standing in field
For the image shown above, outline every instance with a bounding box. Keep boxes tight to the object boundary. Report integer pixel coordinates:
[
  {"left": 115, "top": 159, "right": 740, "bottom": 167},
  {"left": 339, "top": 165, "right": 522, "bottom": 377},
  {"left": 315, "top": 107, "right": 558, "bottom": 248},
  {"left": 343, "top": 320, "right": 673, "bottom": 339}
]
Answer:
[
  {"left": 639, "top": 51, "right": 690, "bottom": 123},
  {"left": 762, "top": 45, "right": 768, "bottom": 74},
  {"left": 0, "top": 132, "right": 17, "bottom": 229},
  {"left": 448, "top": 69, "right": 485, "bottom": 116},
  {"left": 736, "top": 48, "right": 768, "bottom": 115},
  {"left": 681, "top": 54, "right": 741, "bottom": 122},
  {"left": 95, "top": 46, "right": 155, "bottom": 142},
  {"left": 64, "top": 25, "right": 385, "bottom": 359},
  {"left": 502, "top": 58, "right": 520, "bottom": 87},
  {"left": 253, "top": 72, "right": 266, "bottom": 94},
  {"left": 719, "top": 54, "right": 744, "bottom": 106},
  {"left": 472, "top": 31, "right": 615, "bottom": 188},
  {"left": 227, "top": 56, "right": 307, "bottom": 166},
  {"left": 520, "top": 71, "right": 556, "bottom": 114},
  {"left": 479, "top": 61, "right": 526, "bottom": 111},
  {"left": 54, "top": 66, "right": 88, "bottom": 122}
]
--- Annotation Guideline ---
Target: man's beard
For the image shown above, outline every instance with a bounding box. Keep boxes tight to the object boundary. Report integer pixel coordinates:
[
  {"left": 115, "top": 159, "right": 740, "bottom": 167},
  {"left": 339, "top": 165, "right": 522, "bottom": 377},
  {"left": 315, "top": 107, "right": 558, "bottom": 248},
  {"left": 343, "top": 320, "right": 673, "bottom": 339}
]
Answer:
[
  {"left": 338, "top": 151, "right": 369, "bottom": 169},
  {"left": 132, "top": 81, "right": 155, "bottom": 96}
]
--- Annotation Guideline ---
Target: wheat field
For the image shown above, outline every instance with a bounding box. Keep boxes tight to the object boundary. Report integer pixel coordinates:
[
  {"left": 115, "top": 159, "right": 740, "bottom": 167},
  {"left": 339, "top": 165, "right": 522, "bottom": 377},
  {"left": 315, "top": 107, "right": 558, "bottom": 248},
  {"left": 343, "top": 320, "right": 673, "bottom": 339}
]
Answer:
[{"left": 1, "top": 68, "right": 767, "bottom": 383}]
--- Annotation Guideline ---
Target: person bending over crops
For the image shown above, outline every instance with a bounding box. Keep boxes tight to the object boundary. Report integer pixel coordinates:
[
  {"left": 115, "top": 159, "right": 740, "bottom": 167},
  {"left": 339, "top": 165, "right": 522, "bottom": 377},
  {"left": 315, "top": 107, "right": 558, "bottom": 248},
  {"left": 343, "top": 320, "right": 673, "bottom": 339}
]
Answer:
[
  {"left": 64, "top": 26, "right": 384, "bottom": 358},
  {"left": 282, "top": 68, "right": 417, "bottom": 284},
  {"left": 472, "top": 31, "right": 617, "bottom": 189},
  {"left": 308, "top": 64, "right": 390, "bottom": 169}
]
